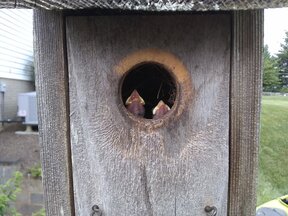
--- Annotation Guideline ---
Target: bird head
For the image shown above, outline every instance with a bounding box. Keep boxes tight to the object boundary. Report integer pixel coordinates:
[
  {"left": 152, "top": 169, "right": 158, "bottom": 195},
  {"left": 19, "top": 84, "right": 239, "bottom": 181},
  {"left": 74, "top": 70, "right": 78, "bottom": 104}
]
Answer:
[{"left": 152, "top": 100, "right": 170, "bottom": 119}]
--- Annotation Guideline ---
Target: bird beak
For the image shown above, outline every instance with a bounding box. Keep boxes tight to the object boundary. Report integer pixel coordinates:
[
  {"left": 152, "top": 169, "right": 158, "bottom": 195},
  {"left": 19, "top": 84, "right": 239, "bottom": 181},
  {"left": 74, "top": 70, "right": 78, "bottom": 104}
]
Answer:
[
  {"left": 125, "top": 90, "right": 145, "bottom": 105},
  {"left": 153, "top": 100, "right": 170, "bottom": 115}
]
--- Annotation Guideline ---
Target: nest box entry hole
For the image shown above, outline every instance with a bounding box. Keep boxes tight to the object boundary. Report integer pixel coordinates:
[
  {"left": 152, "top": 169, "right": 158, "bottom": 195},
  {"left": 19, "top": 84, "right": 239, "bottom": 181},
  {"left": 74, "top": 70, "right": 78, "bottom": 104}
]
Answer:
[{"left": 121, "top": 62, "right": 177, "bottom": 119}]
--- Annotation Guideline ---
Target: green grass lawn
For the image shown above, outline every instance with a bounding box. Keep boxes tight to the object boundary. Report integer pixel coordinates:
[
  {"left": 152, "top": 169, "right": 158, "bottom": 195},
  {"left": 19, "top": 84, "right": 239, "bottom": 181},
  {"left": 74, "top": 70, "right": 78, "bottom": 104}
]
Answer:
[{"left": 257, "top": 96, "right": 288, "bottom": 205}]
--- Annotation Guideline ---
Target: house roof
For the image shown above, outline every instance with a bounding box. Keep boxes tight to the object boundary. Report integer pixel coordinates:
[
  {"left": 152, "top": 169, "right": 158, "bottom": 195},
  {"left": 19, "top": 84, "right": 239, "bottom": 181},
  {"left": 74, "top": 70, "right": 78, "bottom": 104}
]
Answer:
[{"left": 1, "top": 0, "right": 288, "bottom": 11}]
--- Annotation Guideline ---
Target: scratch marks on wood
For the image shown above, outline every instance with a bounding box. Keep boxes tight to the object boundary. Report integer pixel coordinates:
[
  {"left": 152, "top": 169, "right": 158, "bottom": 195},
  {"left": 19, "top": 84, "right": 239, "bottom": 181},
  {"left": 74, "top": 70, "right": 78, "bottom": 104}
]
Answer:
[
  {"left": 174, "top": 196, "right": 177, "bottom": 216},
  {"left": 141, "top": 165, "right": 153, "bottom": 216}
]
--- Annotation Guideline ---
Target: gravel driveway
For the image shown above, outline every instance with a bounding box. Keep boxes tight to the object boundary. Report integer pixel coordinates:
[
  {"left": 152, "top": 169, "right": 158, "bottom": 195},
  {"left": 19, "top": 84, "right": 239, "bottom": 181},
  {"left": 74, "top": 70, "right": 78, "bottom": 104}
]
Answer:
[{"left": 0, "top": 123, "right": 40, "bottom": 172}]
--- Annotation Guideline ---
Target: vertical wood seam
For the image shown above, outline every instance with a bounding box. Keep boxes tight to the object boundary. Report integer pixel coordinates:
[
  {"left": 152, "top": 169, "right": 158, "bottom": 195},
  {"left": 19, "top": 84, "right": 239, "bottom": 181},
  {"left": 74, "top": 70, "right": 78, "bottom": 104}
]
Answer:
[{"left": 63, "top": 14, "right": 76, "bottom": 216}]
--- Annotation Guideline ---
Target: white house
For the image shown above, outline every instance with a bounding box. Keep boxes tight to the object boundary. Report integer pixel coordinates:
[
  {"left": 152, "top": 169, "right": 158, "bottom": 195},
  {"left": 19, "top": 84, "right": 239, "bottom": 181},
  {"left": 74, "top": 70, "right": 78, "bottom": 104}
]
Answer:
[{"left": 0, "top": 9, "right": 34, "bottom": 120}]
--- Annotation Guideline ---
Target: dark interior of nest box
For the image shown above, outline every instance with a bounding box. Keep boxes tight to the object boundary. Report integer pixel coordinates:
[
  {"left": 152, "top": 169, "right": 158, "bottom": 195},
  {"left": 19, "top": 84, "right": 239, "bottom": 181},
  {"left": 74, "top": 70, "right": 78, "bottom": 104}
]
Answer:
[{"left": 121, "top": 62, "right": 177, "bottom": 119}]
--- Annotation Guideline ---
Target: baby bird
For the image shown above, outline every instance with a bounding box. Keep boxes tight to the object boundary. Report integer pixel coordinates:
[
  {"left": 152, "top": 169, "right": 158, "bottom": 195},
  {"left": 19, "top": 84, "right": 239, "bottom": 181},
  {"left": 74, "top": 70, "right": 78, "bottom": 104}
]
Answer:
[
  {"left": 152, "top": 100, "right": 170, "bottom": 119},
  {"left": 125, "top": 90, "right": 145, "bottom": 117}
]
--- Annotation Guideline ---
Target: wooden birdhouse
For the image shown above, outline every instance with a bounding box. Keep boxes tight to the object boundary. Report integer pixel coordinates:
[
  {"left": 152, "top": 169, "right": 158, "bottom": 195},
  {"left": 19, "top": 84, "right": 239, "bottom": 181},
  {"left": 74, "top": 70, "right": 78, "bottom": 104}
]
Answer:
[
  {"left": 37, "top": 8, "right": 261, "bottom": 216},
  {"left": 5, "top": 0, "right": 287, "bottom": 215}
]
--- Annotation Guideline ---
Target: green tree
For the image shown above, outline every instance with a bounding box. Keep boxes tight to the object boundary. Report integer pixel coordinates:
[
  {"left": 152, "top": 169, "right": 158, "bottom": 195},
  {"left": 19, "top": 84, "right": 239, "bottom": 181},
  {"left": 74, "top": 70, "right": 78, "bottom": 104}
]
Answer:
[
  {"left": 277, "top": 31, "right": 288, "bottom": 88},
  {"left": 263, "top": 45, "right": 280, "bottom": 92}
]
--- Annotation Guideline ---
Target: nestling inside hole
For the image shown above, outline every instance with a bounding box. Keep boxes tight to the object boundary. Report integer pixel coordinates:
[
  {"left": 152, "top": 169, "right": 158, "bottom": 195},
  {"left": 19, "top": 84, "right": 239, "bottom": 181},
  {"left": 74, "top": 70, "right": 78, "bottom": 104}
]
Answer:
[{"left": 121, "top": 62, "right": 177, "bottom": 119}]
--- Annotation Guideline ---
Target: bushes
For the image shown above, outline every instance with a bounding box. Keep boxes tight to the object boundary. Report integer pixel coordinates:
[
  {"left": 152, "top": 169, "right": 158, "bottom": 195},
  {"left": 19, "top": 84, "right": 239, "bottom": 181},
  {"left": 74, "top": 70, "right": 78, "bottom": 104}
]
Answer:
[
  {"left": 32, "top": 208, "right": 45, "bottom": 216},
  {"left": 27, "top": 164, "right": 42, "bottom": 179},
  {"left": 0, "top": 171, "right": 23, "bottom": 216},
  {"left": 280, "top": 87, "right": 288, "bottom": 93}
]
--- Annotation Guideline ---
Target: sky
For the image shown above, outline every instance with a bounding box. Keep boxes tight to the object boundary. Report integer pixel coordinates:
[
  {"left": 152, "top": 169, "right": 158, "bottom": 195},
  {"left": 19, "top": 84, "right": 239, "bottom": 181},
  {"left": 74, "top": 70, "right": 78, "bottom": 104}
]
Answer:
[{"left": 265, "top": 8, "right": 288, "bottom": 55}]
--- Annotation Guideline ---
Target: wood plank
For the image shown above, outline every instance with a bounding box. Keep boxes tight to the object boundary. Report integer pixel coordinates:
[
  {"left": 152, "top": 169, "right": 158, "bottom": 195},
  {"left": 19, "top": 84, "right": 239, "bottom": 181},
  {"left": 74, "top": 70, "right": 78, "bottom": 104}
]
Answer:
[
  {"left": 34, "top": 10, "right": 74, "bottom": 216},
  {"left": 67, "top": 14, "right": 231, "bottom": 215},
  {"left": 229, "top": 10, "right": 263, "bottom": 216}
]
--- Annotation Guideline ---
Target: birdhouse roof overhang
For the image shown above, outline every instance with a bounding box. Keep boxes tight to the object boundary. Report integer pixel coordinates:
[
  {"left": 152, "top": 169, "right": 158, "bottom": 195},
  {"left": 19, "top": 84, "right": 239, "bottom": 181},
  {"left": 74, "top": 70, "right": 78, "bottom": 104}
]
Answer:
[{"left": 1, "top": 0, "right": 288, "bottom": 11}]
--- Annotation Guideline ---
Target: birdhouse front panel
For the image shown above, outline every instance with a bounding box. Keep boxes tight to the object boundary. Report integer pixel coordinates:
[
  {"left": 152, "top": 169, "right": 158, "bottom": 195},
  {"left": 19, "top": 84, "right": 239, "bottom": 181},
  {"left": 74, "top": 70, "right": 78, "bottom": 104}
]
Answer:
[{"left": 67, "top": 14, "right": 231, "bottom": 215}]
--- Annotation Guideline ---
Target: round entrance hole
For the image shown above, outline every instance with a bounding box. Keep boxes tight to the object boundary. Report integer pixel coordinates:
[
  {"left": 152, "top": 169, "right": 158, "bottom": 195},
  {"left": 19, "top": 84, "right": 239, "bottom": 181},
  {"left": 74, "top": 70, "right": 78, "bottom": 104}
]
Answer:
[{"left": 121, "top": 62, "right": 177, "bottom": 119}]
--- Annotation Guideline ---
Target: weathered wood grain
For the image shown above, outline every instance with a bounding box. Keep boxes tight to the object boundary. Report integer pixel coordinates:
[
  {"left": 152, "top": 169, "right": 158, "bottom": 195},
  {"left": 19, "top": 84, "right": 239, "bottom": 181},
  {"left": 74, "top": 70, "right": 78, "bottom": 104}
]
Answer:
[
  {"left": 34, "top": 10, "right": 74, "bottom": 216},
  {"left": 229, "top": 10, "right": 263, "bottom": 216},
  {"left": 67, "top": 15, "right": 231, "bottom": 215}
]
